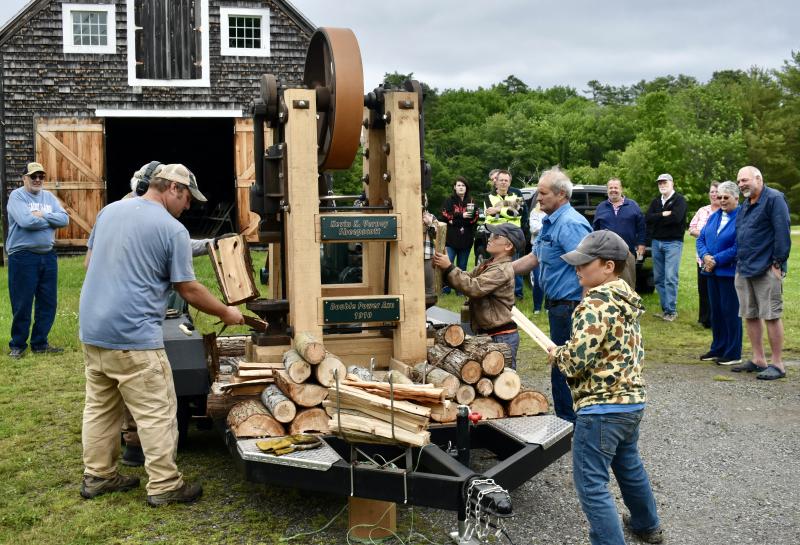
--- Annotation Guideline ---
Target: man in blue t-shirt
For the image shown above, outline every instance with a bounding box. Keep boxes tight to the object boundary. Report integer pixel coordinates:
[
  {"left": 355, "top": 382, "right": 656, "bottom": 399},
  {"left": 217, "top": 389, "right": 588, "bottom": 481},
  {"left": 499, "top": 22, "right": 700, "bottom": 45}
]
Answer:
[
  {"left": 513, "top": 167, "right": 591, "bottom": 422},
  {"left": 78, "top": 164, "right": 244, "bottom": 506},
  {"left": 6, "top": 162, "right": 69, "bottom": 358}
]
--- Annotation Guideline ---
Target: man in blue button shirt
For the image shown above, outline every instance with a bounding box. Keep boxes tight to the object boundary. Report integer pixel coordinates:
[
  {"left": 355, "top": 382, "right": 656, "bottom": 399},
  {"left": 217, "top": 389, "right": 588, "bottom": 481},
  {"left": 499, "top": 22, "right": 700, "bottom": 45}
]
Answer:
[
  {"left": 513, "top": 167, "right": 591, "bottom": 422},
  {"left": 730, "top": 166, "right": 791, "bottom": 380}
]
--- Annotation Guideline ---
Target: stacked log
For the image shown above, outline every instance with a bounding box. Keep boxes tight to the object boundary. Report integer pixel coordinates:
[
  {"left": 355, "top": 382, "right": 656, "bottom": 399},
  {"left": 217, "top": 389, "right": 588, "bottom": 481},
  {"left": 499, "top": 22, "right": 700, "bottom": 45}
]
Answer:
[{"left": 422, "top": 327, "right": 550, "bottom": 420}]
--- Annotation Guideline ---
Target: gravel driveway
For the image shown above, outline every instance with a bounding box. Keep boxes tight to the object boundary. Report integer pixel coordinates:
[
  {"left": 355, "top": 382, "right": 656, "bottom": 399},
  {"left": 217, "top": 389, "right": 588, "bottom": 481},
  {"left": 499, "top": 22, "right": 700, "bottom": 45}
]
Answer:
[{"left": 414, "top": 358, "right": 799, "bottom": 545}]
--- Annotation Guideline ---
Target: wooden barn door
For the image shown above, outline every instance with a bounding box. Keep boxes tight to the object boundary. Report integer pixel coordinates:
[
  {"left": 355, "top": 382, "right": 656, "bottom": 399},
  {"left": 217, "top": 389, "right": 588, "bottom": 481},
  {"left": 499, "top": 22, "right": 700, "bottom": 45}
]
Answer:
[
  {"left": 233, "top": 118, "right": 271, "bottom": 242},
  {"left": 34, "top": 118, "right": 105, "bottom": 246}
]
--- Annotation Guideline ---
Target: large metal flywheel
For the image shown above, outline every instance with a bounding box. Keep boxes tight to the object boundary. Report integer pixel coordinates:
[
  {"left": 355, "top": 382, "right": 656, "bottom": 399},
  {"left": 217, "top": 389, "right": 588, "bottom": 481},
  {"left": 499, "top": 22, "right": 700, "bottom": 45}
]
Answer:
[{"left": 303, "top": 27, "right": 364, "bottom": 170}]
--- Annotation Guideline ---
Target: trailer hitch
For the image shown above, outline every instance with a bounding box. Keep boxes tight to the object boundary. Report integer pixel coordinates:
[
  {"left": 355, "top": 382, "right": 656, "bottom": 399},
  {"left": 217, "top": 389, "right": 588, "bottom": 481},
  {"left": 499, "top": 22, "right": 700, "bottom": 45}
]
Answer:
[{"left": 455, "top": 477, "right": 512, "bottom": 544}]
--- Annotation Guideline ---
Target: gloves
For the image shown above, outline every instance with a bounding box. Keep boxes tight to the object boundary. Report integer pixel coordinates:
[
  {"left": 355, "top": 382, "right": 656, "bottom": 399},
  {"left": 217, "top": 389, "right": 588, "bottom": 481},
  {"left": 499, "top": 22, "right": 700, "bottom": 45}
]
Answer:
[{"left": 255, "top": 434, "right": 322, "bottom": 456}]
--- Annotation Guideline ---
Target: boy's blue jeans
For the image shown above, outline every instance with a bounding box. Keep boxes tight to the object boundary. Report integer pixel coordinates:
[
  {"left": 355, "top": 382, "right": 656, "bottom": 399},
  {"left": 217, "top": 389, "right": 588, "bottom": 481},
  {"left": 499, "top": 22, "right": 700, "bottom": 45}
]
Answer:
[
  {"left": 572, "top": 410, "right": 660, "bottom": 545},
  {"left": 491, "top": 331, "right": 519, "bottom": 369},
  {"left": 8, "top": 250, "right": 58, "bottom": 350}
]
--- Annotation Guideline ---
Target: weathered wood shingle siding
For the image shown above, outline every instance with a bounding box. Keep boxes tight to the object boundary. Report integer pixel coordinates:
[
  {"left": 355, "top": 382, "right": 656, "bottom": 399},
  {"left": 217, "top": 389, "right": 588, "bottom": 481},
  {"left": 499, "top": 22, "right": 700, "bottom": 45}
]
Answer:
[{"left": 1, "top": 0, "right": 313, "bottom": 194}]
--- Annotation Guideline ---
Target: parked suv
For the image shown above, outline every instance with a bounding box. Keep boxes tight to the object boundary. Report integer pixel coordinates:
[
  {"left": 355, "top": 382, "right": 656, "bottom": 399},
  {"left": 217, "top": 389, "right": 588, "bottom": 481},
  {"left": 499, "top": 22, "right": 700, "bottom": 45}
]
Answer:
[{"left": 519, "top": 184, "right": 655, "bottom": 293}]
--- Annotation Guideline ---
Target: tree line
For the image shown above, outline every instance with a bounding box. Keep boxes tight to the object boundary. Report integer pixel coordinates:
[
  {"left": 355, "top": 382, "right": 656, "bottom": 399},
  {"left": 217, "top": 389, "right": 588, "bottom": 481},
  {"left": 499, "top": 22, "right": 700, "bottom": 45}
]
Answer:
[{"left": 334, "top": 51, "right": 800, "bottom": 221}]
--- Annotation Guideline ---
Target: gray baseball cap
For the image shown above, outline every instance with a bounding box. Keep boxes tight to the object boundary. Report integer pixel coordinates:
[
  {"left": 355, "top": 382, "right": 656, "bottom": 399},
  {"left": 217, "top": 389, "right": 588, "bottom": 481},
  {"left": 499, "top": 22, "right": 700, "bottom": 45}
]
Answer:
[
  {"left": 158, "top": 163, "right": 207, "bottom": 202},
  {"left": 486, "top": 223, "right": 525, "bottom": 253},
  {"left": 656, "top": 173, "right": 673, "bottom": 183},
  {"left": 561, "top": 230, "right": 629, "bottom": 266}
]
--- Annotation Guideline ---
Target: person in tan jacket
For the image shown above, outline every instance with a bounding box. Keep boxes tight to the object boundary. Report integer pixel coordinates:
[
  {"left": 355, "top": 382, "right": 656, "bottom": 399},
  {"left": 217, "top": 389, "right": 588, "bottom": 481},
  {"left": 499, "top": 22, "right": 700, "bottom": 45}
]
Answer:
[{"left": 433, "top": 223, "right": 524, "bottom": 368}]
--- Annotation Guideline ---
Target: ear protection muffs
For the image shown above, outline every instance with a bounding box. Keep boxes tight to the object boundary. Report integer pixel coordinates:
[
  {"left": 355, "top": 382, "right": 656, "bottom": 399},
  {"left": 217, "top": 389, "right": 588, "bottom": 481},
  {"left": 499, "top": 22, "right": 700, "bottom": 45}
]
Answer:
[{"left": 135, "top": 161, "right": 162, "bottom": 196}]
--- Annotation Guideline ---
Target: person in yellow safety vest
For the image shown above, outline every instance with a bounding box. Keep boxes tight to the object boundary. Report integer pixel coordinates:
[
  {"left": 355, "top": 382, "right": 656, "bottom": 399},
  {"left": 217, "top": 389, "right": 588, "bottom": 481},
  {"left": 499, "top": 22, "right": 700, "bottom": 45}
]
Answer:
[{"left": 483, "top": 169, "right": 529, "bottom": 298}]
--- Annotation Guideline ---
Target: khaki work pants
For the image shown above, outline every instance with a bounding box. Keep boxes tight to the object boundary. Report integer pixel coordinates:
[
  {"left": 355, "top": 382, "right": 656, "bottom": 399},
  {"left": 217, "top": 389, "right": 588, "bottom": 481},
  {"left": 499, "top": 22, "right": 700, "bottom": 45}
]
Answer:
[{"left": 81, "top": 344, "right": 183, "bottom": 495}]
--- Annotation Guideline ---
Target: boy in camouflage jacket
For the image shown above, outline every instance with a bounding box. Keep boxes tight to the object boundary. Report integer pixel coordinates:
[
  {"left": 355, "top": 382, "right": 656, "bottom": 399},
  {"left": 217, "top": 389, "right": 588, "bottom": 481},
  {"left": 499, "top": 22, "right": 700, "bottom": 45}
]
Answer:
[{"left": 549, "top": 230, "right": 663, "bottom": 545}]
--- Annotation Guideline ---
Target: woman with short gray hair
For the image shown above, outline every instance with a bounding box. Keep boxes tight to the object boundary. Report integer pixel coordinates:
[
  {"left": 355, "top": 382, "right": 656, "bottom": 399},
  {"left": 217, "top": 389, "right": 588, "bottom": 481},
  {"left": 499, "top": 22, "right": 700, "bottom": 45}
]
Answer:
[{"left": 696, "top": 181, "right": 742, "bottom": 365}]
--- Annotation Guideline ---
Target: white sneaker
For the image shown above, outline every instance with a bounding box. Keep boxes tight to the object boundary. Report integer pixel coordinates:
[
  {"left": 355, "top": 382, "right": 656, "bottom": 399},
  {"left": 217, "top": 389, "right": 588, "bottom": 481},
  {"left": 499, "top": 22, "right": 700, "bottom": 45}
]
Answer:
[{"left": 662, "top": 313, "right": 677, "bottom": 322}]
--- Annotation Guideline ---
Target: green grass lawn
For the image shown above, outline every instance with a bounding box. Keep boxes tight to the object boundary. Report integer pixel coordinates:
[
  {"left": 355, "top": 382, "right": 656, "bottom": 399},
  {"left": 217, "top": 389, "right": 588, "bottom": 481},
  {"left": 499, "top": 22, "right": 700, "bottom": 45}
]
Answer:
[{"left": 0, "top": 235, "right": 796, "bottom": 544}]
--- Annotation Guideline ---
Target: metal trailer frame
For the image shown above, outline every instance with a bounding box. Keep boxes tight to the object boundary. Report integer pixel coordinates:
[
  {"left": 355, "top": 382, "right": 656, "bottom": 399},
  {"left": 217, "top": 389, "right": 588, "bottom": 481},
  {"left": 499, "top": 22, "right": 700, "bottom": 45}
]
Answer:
[{"left": 222, "top": 414, "right": 573, "bottom": 542}]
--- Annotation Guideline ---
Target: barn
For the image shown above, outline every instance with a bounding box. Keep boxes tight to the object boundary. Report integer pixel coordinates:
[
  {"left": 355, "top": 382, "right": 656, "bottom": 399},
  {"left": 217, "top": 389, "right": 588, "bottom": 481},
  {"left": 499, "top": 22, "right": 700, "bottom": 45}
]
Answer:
[{"left": 0, "top": 0, "right": 315, "bottom": 246}]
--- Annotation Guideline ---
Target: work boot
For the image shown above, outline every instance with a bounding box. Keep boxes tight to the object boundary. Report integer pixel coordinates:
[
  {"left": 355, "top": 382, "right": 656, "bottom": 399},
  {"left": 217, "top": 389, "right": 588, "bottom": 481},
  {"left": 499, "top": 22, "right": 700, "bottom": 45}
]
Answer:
[
  {"left": 80, "top": 473, "right": 140, "bottom": 499},
  {"left": 31, "top": 344, "right": 64, "bottom": 354},
  {"left": 146, "top": 482, "right": 203, "bottom": 507},
  {"left": 9, "top": 347, "right": 26, "bottom": 359},
  {"left": 623, "top": 514, "right": 664, "bottom": 544},
  {"left": 121, "top": 444, "right": 145, "bottom": 467}
]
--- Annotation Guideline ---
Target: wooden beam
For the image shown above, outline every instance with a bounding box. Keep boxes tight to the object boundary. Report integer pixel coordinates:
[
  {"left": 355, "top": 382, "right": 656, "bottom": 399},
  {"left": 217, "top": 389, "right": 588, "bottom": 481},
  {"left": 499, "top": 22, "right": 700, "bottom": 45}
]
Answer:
[
  {"left": 385, "top": 92, "right": 427, "bottom": 363},
  {"left": 364, "top": 106, "right": 390, "bottom": 296},
  {"left": 283, "top": 89, "right": 322, "bottom": 338},
  {"left": 44, "top": 181, "right": 105, "bottom": 191}
]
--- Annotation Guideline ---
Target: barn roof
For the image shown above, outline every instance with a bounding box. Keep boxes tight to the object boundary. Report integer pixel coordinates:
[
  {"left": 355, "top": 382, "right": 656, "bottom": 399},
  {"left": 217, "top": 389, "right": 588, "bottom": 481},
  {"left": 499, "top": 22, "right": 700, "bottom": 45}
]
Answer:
[{"left": 0, "top": 0, "right": 317, "bottom": 47}]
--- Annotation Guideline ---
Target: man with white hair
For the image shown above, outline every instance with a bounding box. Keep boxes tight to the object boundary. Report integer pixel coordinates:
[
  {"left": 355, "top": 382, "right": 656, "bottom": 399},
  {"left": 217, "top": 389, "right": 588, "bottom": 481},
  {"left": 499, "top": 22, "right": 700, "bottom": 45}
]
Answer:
[
  {"left": 730, "top": 166, "right": 791, "bottom": 380},
  {"left": 645, "top": 174, "right": 687, "bottom": 321},
  {"left": 513, "top": 167, "right": 591, "bottom": 423}
]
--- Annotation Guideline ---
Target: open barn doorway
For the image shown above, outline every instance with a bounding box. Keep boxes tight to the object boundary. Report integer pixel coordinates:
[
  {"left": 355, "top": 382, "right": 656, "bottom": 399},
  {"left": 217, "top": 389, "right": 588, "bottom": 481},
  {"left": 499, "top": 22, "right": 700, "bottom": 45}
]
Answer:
[{"left": 105, "top": 117, "right": 236, "bottom": 237}]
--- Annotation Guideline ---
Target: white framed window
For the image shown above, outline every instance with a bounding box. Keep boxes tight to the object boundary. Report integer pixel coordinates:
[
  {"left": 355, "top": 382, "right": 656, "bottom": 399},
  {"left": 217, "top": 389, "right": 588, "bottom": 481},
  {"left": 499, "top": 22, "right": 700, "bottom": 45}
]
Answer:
[
  {"left": 62, "top": 3, "right": 116, "bottom": 54},
  {"left": 220, "top": 7, "right": 270, "bottom": 57}
]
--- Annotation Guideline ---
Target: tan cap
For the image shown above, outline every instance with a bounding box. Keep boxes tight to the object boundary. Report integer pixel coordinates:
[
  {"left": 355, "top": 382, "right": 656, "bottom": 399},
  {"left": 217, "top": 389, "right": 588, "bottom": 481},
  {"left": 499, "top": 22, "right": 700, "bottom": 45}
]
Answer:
[
  {"left": 157, "top": 163, "right": 207, "bottom": 202},
  {"left": 656, "top": 173, "right": 673, "bottom": 183},
  {"left": 25, "top": 162, "right": 46, "bottom": 176}
]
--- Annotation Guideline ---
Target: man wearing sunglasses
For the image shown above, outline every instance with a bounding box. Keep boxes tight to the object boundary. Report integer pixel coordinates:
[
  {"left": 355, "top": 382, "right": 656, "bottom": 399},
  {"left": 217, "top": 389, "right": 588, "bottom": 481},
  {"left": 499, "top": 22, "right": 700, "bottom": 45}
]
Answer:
[{"left": 6, "top": 162, "right": 69, "bottom": 358}]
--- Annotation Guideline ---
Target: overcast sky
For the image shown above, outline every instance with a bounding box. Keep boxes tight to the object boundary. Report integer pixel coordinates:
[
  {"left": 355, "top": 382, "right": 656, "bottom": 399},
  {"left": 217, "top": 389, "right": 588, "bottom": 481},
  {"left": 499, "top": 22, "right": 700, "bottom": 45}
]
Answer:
[{"left": 1, "top": 0, "right": 797, "bottom": 92}]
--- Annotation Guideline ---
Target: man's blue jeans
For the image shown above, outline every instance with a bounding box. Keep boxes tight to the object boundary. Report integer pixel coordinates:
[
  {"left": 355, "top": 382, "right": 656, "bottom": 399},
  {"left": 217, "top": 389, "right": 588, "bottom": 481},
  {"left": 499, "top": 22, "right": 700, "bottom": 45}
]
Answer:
[
  {"left": 530, "top": 265, "right": 544, "bottom": 311},
  {"left": 8, "top": 250, "right": 58, "bottom": 350},
  {"left": 548, "top": 301, "right": 577, "bottom": 422},
  {"left": 651, "top": 239, "right": 683, "bottom": 315},
  {"left": 572, "top": 410, "right": 660, "bottom": 545}
]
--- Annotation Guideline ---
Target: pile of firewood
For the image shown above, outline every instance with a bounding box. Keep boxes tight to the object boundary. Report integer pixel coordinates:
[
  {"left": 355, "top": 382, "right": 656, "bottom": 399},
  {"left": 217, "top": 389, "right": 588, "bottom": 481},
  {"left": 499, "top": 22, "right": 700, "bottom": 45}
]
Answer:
[
  {"left": 414, "top": 325, "right": 549, "bottom": 420},
  {"left": 214, "top": 332, "right": 344, "bottom": 439},
  {"left": 324, "top": 380, "right": 444, "bottom": 447}
]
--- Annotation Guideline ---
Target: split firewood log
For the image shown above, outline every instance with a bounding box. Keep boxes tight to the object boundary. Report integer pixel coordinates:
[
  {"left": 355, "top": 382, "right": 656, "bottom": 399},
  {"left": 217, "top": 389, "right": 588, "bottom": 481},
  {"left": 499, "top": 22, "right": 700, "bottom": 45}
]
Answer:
[
  {"left": 507, "top": 390, "right": 550, "bottom": 416},
  {"left": 289, "top": 407, "right": 330, "bottom": 434},
  {"left": 216, "top": 335, "right": 248, "bottom": 357},
  {"left": 340, "top": 380, "right": 446, "bottom": 404},
  {"left": 274, "top": 370, "right": 328, "bottom": 407},
  {"left": 434, "top": 324, "right": 465, "bottom": 348},
  {"left": 282, "top": 349, "right": 312, "bottom": 383},
  {"left": 426, "top": 344, "right": 453, "bottom": 366},
  {"left": 437, "top": 349, "right": 482, "bottom": 384},
  {"left": 455, "top": 384, "right": 476, "bottom": 405},
  {"left": 412, "top": 363, "right": 459, "bottom": 399},
  {"left": 293, "top": 331, "right": 325, "bottom": 364},
  {"left": 427, "top": 400, "right": 457, "bottom": 423},
  {"left": 327, "top": 412, "right": 430, "bottom": 447},
  {"left": 347, "top": 365, "right": 374, "bottom": 382},
  {"left": 315, "top": 352, "right": 347, "bottom": 387},
  {"left": 260, "top": 384, "right": 297, "bottom": 424},
  {"left": 226, "top": 399, "right": 285, "bottom": 438},
  {"left": 463, "top": 344, "right": 507, "bottom": 377},
  {"left": 475, "top": 377, "right": 494, "bottom": 397},
  {"left": 492, "top": 369, "right": 522, "bottom": 401},
  {"left": 469, "top": 397, "right": 505, "bottom": 420},
  {"left": 461, "top": 335, "right": 492, "bottom": 353},
  {"left": 382, "top": 370, "right": 414, "bottom": 385}
]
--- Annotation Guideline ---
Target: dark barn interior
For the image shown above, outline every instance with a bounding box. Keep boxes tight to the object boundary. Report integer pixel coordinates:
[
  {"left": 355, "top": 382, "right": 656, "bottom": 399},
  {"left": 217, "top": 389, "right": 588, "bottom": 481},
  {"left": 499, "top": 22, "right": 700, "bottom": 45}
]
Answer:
[{"left": 104, "top": 117, "right": 236, "bottom": 236}]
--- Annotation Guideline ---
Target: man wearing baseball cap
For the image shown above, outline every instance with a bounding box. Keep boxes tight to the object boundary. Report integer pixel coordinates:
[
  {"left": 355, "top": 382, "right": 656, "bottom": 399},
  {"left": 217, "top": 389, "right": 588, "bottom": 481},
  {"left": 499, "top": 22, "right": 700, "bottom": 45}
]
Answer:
[
  {"left": 78, "top": 163, "right": 243, "bottom": 506},
  {"left": 6, "top": 162, "right": 70, "bottom": 358},
  {"left": 433, "top": 222, "right": 525, "bottom": 368},
  {"left": 549, "top": 229, "right": 663, "bottom": 545},
  {"left": 645, "top": 173, "right": 687, "bottom": 321}
]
